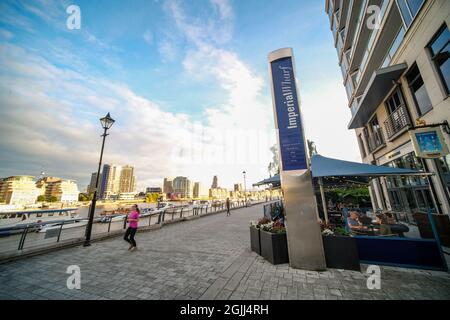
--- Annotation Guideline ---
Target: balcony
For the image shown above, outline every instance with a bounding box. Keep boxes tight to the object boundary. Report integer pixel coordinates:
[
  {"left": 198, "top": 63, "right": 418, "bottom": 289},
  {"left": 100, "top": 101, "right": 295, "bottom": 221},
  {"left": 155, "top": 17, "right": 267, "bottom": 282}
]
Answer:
[
  {"left": 384, "top": 104, "right": 411, "bottom": 139},
  {"left": 367, "top": 128, "right": 385, "bottom": 153}
]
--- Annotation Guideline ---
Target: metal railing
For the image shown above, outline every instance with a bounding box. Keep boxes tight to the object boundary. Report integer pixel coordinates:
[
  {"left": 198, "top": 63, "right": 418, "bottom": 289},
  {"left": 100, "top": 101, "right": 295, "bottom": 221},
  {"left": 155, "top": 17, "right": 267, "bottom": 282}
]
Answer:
[
  {"left": 367, "top": 127, "right": 385, "bottom": 153},
  {"left": 384, "top": 104, "right": 411, "bottom": 139},
  {"left": 0, "top": 199, "right": 270, "bottom": 260}
]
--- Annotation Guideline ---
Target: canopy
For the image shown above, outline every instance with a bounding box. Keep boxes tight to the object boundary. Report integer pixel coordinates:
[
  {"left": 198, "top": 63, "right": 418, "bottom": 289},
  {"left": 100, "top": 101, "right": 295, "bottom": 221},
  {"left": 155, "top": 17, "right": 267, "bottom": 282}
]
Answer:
[
  {"left": 253, "top": 154, "right": 428, "bottom": 186},
  {"left": 253, "top": 154, "right": 430, "bottom": 225},
  {"left": 310, "top": 155, "right": 423, "bottom": 178}
]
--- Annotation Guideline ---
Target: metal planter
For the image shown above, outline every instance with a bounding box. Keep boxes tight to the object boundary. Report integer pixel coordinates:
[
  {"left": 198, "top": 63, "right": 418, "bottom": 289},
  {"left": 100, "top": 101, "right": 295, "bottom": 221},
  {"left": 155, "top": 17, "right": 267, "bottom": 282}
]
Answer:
[
  {"left": 322, "top": 235, "right": 360, "bottom": 271},
  {"left": 250, "top": 226, "right": 261, "bottom": 255},
  {"left": 260, "top": 230, "right": 289, "bottom": 265}
]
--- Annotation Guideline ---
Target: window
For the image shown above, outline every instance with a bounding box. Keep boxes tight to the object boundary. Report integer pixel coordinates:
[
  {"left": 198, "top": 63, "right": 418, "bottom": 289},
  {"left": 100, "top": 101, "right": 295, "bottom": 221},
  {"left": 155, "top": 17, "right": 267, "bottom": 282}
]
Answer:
[
  {"left": 396, "top": 0, "right": 425, "bottom": 28},
  {"left": 382, "top": 26, "right": 406, "bottom": 68},
  {"left": 428, "top": 24, "right": 450, "bottom": 95},
  {"left": 406, "top": 63, "right": 432, "bottom": 115}
]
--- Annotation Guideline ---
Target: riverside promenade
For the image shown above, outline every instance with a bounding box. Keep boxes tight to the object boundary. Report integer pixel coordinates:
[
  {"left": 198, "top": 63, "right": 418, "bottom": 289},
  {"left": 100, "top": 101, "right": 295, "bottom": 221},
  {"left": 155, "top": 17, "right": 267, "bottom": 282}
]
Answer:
[{"left": 1, "top": 203, "right": 450, "bottom": 300}]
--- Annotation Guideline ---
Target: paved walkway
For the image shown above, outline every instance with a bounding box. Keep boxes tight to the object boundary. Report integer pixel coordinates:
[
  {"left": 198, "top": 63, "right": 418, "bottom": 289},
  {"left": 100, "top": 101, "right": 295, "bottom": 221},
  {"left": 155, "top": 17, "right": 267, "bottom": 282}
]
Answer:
[{"left": 1, "top": 203, "right": 450, "bottom": 300}]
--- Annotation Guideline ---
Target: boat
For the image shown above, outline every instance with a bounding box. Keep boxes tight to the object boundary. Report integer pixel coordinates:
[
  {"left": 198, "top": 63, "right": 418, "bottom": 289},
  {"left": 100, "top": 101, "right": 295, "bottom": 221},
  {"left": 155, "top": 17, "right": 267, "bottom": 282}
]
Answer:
[{"left": 0, "top": 208, "right": 80, "bottom": 229}]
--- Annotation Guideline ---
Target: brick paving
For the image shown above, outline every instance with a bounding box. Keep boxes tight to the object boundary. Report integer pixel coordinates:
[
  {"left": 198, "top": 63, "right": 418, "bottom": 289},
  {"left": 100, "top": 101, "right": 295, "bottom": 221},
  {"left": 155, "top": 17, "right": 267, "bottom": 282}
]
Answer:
[{"left": 0, "top": 203, "right": 450, "bottom": 300}]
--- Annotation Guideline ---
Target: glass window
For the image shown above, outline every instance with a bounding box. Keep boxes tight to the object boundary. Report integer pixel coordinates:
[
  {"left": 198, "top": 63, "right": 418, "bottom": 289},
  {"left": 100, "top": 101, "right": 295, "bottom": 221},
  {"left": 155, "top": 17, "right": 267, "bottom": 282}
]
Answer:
[
  {"left": 382, "top": 26, "right": 406, "bottom": 68},
  {"left": 396, "top": 0, "right": 425, "bottom": 28},
  {"left": 428, "top": 24, "right": 450, "bottom": 95},
  {"left": 406, "top": 64, "right": 433, "bottom": 115}
]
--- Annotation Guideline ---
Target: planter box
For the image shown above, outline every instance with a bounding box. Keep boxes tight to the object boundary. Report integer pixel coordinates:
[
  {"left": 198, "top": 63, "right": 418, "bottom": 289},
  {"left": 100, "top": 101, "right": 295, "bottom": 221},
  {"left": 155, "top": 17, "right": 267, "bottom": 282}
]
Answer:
[
  {"left": 260, "top": 230, "right": 289, "bottom": 265},
  {"left": 249, "top": 226, "right": 261, "bottom": 255},
  {"left": 322, "top": 235, "right": 360, "bottom": 271}
]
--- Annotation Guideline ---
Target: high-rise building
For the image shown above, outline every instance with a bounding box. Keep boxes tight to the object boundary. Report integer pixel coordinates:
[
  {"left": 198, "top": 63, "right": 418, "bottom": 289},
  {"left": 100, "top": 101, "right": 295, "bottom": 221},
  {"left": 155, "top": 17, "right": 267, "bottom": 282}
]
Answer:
[
  {"left": 87, "top": 172, "right": 102, "bottom": 195},
  {"left": 119, "top": 165, "right": 135, "bottom": 194},
  {"left": 0, "top": 176, "right": 39, "bottom": 205},
  {"left": 173, "top": 176, "right": 192, "bottom": 198},
  {"left": 163, "top": 178, "right": 174, "bottom": 195},
  {"left": 211, "top": 175, "right": 219, "bottom": 189},
  {"left": 325, "top": 0, "right": 450, "bottom": 213},
  {"left": 100, "top": 164, "right": 122, "bottom": 200},
  {"left": 193, "top": 182, "right": 209, "bottom": 198}
]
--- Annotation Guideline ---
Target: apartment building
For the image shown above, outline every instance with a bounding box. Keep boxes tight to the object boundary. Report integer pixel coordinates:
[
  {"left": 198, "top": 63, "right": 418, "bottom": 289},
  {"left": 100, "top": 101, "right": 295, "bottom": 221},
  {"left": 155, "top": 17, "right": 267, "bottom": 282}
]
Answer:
[
  {"left": 45, "top": 179, "right": 80, "bottom": 203},
  {"left": 172, "top": 176, "right": 193, "bottom": 199},
  {"left": 326, "top": 0, "right": 450, "bottom": 214},
  {"left": 0, "top": 176, "right": 39, "bottom": 205}
]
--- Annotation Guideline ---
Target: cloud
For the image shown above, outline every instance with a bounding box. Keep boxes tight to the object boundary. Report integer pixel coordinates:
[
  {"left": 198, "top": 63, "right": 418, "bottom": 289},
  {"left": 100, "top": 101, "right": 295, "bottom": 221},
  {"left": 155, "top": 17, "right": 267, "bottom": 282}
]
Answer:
[
  {"left": 210, "top": 0, "right": 233, "bottom": 20},
  {"left": 143, "top": 30, "right": 154, "bottom": 45},
  {"left": 0, "top": 0, "right": 275, "bottom": 191},
  {"left": 158, "top": 39, "right": 177, "bottom": 62},
  {"left": 0, "top": 29, "right": 13, "bottom": 40}
]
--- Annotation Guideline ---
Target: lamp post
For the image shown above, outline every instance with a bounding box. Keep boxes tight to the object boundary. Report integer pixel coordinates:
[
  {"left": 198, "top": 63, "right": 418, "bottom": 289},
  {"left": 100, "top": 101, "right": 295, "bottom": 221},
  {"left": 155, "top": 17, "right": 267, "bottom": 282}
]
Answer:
[
  {"left": 242, "top": 170, "right": 247, "bottom": 205},
  {"left": 84, "top": 112, "right": 115, "bottom": 247}
]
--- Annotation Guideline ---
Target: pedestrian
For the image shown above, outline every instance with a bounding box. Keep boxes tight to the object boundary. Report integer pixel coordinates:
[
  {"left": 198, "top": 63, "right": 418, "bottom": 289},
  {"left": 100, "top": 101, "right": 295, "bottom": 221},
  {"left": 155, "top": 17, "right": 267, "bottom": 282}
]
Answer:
[
  {"left": 124, "top": 204, "right": 140, "bottom": 252},
  {"left": 226, "top": 197, "right": 231, "bottom": 216}
]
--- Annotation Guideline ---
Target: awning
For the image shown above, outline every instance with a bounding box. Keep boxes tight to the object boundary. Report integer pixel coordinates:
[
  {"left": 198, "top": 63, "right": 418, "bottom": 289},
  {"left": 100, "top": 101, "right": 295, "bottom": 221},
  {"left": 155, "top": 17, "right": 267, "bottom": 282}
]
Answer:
[
  {"left": 253, "top": 154, "right": 429, "bottom": 186},
  {"left": 310, "top": 154, "right": 421, "bottom": 178},
  {"left": 253, "top": 175, "right": 281, "bottom": 187},
  {"left": 348, "top": 63, "right": 408, "bottom": 129}
]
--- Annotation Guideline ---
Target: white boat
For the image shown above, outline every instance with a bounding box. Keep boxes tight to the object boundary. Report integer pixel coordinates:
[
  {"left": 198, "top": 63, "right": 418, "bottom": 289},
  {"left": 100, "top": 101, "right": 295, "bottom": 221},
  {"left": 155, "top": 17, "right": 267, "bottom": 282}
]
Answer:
[{"left": 0, "top": 208, "right": 80, "bottom": 229}]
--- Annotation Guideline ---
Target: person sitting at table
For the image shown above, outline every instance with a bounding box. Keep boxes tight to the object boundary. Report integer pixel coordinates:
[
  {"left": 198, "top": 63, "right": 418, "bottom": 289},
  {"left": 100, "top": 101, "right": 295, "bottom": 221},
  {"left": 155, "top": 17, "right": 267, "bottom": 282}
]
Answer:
[
  {"left": 347, "top": 211, "right": 367, "bottom": 231},
  {"left": 375, "top": 213, "right": 392, "bottom": 235}
]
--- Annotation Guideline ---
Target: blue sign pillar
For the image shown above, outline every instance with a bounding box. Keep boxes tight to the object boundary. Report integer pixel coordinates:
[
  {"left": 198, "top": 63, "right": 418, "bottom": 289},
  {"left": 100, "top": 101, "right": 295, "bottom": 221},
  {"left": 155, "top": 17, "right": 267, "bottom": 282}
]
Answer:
[{"left": 268, "top": 48, "right": 326, "bottom": 271}]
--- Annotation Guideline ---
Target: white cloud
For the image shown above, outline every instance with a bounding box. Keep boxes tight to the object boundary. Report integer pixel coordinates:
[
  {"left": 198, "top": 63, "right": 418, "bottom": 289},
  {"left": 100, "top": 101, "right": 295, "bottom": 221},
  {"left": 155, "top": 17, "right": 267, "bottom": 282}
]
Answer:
[{"left": 143, "top": 30, "right": 154, "bottom": 45}]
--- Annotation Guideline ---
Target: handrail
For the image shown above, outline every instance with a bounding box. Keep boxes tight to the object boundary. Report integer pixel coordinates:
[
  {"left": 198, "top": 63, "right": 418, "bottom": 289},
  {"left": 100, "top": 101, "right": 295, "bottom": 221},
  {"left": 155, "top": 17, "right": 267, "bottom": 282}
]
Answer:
[{"left": 0, "top": 199, "right": 270, "bottom": 255}]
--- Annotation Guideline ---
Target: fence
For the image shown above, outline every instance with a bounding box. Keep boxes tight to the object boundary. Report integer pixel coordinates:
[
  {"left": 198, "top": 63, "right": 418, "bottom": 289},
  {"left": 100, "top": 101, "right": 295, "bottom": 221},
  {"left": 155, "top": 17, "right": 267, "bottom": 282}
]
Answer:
[{"left": 0, "top": 199, "right": 268, "bottom": 262}]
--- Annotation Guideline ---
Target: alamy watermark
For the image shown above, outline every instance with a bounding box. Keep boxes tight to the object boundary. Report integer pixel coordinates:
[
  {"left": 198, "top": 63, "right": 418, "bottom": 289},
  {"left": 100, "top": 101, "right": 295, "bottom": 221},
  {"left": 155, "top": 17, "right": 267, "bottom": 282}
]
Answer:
[
  {"left": 66, "top": 265, "right": 81, "bottom": 290},
  {"left": 367, "top": 5, "right": 382, "bottom": 30},
  {"left": 66, "top": 5, "right": 81, "bottom": 30},
  {"left": 366, "top": 265, "right": 381, "bottom": 290}
]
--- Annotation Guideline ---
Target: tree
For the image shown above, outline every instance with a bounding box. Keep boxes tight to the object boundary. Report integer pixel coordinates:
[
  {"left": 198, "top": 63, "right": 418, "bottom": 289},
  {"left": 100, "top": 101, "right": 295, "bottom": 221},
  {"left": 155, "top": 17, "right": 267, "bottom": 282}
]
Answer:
[
  {"left": 307, "top": 140, "right": 318, "bottom": 158},
  {"left": 37, "top": 195, "right": 45, "bottom": 202},
  {"left": 146, "top": 193, "right": 160, "bottom": 203},
  {"left": 48, "top": 196, "right": 58, "bottom": 202},
  {"left": 78, "top": 193, "right": 92, "bottom": 202},
  {"left": 268, "top": 144, "right": 280, "bottom": 177}
]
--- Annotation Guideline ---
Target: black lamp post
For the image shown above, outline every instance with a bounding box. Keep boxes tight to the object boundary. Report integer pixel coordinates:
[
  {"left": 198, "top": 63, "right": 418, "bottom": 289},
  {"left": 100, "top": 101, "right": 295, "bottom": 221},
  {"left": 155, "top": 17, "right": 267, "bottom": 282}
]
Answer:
[
  {"left": 83, "top": 112, "right": 115, "bottom": 247},
  {"left": 242, "top": 170, "right": 247, "bottom": 205}
]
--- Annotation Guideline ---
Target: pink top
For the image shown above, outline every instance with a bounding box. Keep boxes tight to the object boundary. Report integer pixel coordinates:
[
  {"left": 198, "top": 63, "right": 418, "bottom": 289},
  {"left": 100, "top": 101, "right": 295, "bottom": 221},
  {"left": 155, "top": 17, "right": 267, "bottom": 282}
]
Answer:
[{"left": 128, "top": 211, "right": 139, "bottom": 229}]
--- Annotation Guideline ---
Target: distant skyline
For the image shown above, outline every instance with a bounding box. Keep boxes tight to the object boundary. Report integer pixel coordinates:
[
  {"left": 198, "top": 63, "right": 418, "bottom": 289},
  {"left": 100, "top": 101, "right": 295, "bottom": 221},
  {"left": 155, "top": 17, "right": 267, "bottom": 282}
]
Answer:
[{"left": 0, "top": 0, "right": 360, "bottom": 192}]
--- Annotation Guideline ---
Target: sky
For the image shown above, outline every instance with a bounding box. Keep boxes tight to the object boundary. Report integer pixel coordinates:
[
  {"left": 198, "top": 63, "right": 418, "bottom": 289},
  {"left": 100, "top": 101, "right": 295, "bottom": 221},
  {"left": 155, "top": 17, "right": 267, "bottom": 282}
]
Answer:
[{"left": 0, "top": 0, "right": 361, "bottom": 192}]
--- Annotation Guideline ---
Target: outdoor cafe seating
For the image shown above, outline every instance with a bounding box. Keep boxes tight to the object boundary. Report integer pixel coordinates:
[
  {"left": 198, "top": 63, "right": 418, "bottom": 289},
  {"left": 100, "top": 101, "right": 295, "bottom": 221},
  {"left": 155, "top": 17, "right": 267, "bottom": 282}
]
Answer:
[{"left": 254, "top": 155, "right": 448, "bottom": 271}]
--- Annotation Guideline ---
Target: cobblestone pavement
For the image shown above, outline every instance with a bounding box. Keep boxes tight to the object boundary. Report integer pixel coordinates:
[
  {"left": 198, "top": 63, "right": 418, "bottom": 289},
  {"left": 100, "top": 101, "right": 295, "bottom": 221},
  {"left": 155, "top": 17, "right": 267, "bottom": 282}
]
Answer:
[{"left": 1, "top": 203, "right": 450, "bottom": 300}]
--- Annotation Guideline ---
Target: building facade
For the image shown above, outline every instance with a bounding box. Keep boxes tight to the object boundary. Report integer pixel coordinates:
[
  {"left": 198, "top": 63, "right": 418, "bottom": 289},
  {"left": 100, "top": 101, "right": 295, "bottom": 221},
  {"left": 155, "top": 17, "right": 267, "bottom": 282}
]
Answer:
[
  {"left": 211, "top": 175, "right": 219, "bottom": 189},
  {"left": 172, "top": 176, "right": 193, "bottom": 198},
  {"left": 163, "top": 178, "right": 174, "bottom": 195},
  {"left": 326, "top": 0, "right": 450, "bottom": 214},
  {"left": 45, "top": 179, "right": 80, "bottom": 203},
  {"left": 0, "top": 176, "right": 39, "bottom": 205},
  {"left": 119, "top": 165, "right": 136, "bottom": 194},
  {"left": 100, "top": 164, "right": 122, "bottom": 200},
  {"left": 146, "top": 187, "right": 162, "bottom": 194},
  {"left": 87, "top": 172, "right": 102, "bottom": 195}
]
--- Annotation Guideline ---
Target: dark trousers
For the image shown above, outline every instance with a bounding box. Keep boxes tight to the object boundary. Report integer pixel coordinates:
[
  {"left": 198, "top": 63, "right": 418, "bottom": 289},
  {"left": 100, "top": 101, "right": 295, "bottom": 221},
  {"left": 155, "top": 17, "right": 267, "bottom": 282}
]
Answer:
[
  {"left": 226, "top": 206, "right": 230, "bottom": 215},
  {"left": 124, "top": 227, "right": 137, "bottom": 247}
]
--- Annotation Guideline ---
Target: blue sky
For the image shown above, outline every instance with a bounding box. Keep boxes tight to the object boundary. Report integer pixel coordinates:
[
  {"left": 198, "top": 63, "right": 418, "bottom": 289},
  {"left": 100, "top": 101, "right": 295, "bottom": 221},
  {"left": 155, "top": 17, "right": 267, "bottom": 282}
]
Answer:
[{"left": 0, "top": 0, "right": 359, "bottom": 191}]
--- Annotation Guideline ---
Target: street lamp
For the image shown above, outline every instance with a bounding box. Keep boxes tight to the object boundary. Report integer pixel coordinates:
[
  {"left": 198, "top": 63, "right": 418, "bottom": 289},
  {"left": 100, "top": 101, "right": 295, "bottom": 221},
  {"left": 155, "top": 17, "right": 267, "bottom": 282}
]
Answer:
[
  {"left": 84, "top": 112, "right": 115, "bottom": 247},
  {"left": 242, "top": 170, "right": 247, "bottom": 205}
]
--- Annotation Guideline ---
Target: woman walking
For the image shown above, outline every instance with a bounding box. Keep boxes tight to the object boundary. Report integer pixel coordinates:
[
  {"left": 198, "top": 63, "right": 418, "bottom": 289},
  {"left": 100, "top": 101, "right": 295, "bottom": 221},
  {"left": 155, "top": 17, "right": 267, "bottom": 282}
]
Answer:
[{"left": 124, "top": 204, "right": 140, "bottom": 251}]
